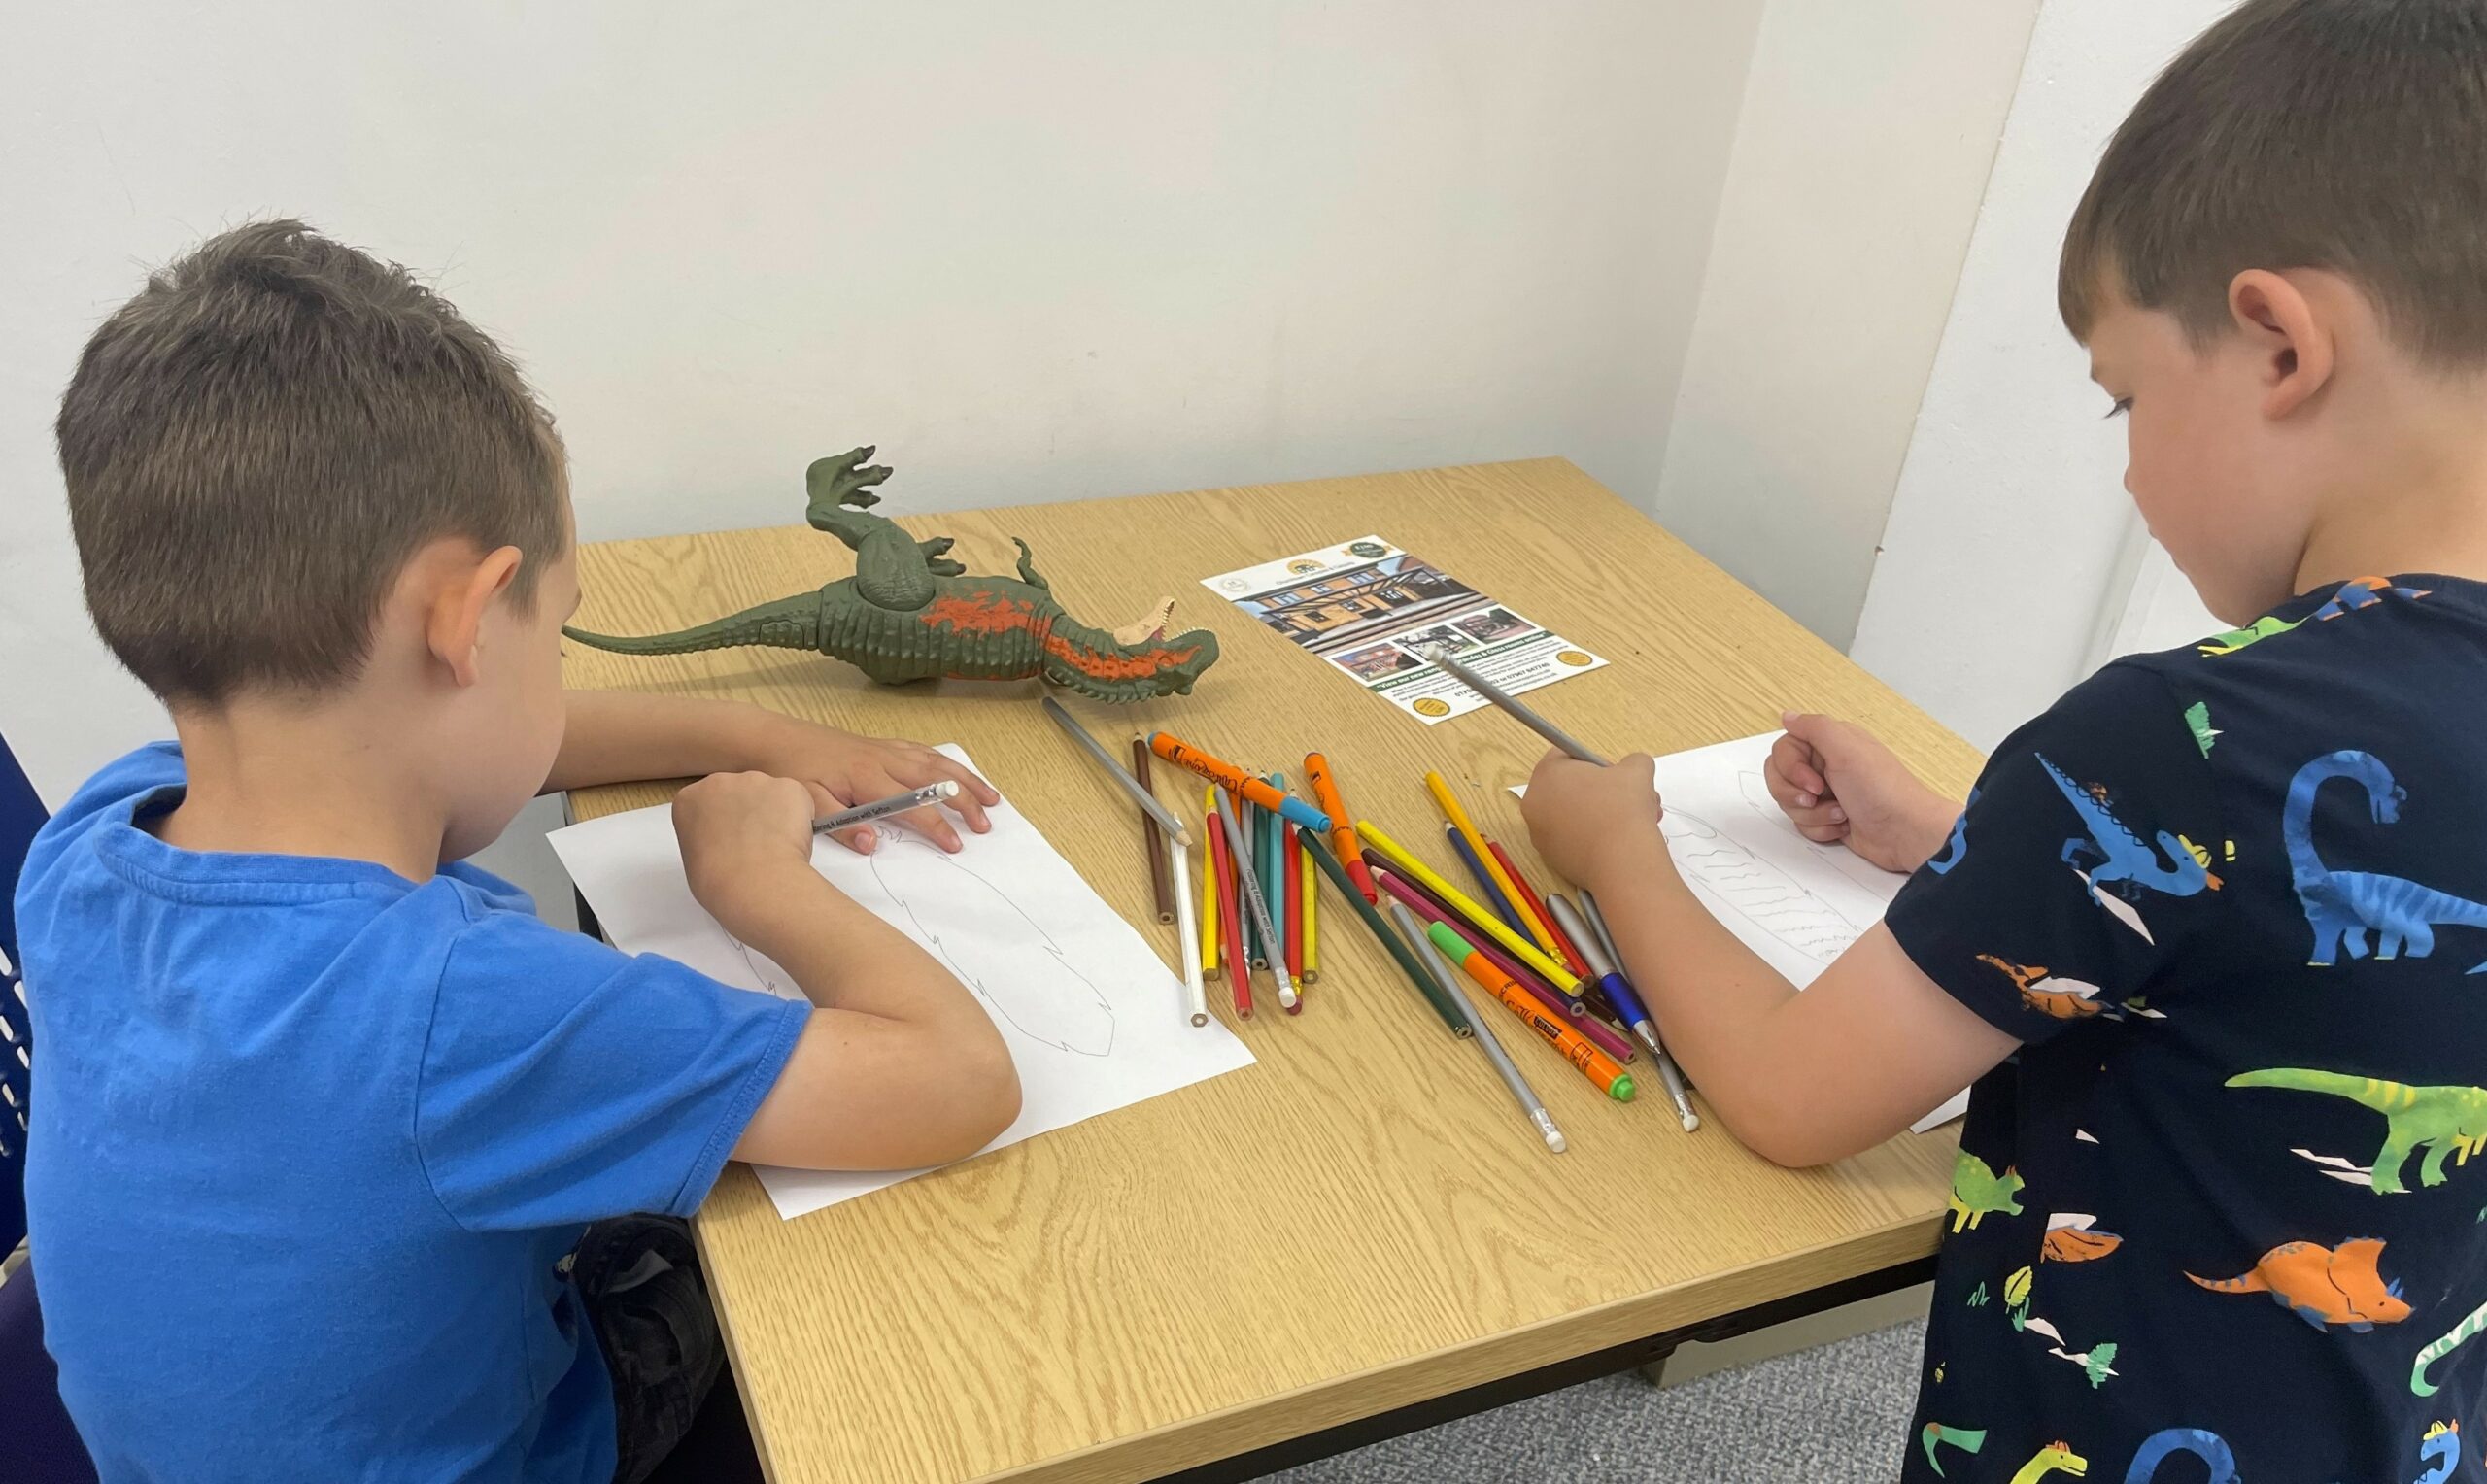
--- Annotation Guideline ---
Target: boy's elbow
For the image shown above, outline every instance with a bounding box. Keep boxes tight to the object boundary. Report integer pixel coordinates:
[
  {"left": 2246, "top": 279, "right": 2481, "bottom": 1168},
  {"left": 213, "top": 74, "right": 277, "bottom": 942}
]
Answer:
[{"left": 964, "top": 1041, "right": 1022, "bottom": 1145}]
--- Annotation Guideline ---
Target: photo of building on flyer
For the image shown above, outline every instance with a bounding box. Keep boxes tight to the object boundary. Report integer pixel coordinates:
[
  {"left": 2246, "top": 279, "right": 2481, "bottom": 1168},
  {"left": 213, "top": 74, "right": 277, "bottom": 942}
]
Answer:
[{"left": 1234, "top": 555, "right": 1479, "bottom": 656}]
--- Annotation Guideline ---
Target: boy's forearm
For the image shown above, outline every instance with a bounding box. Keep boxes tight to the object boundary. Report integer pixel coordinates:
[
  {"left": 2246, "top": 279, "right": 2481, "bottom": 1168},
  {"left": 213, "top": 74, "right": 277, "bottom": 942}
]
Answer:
[
  {"left": 1583, "top": 836, "right": 1803, "bottom": 1132},
  {"left": 544, "top": 691, "right": 791, "bottom": 793},
  {"left": 726, "top": 868, "right": 988, "bottom": 1028}
]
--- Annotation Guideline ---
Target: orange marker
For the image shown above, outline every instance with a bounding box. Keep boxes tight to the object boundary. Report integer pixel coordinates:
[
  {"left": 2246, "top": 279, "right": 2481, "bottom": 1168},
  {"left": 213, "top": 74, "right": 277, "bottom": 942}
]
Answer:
[
  {"left": 1427, "top": 923, "right": 1634, "bottom": 1102},
  {"left": 1303, "top": 753, "right": 1377, "bottom": 903},
  {"left": 1148, "top": 732, "right": 1331, "bottom": 832}
]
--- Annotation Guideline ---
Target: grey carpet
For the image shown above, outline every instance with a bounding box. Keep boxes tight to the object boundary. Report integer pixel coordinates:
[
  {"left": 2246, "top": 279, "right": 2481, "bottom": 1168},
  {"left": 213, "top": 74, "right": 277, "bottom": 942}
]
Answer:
[{"left": 1257, "top": 1317, "right": 1925, "bottom": 1483}]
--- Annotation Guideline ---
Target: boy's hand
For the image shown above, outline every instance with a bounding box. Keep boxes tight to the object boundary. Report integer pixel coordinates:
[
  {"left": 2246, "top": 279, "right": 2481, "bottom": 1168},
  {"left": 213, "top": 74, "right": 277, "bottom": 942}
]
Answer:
[
  {"left": 673, "top": 771, "right": 837, "bottom": 935},
  {"left": 1767, "top": 712, "right": 1960, "bottom": 873},
  {"left": 749, "top": 718, "right": 1002, "bottom": 855},
  {"left": 1520, "top": 750, "right": 1667, "bottom": 890}
]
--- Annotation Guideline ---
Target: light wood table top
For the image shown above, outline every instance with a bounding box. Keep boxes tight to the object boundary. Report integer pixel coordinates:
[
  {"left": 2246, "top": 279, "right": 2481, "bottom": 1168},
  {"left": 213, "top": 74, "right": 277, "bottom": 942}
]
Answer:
[{"left": 562, "top": 458, "right": 1979, "bottom": 1484}]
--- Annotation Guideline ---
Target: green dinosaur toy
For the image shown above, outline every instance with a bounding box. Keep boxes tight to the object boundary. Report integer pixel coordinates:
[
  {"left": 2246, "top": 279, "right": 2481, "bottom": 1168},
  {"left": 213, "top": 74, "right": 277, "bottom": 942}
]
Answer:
[
  {"left": 563, "top": 448, "right": 1220, "bottom": 703},
  {"left": 1949, "top": 1151, "right": 2026, "bottom": 1231},
  {"left": 2229, "top": 1068, "right": 2487, "bottom": 1194}
]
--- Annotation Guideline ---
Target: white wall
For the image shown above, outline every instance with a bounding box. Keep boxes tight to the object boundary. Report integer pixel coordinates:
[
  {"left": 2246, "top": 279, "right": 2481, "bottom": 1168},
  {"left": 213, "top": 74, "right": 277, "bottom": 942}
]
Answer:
[
  {"left": 0, "top": 0, "right": 1768, "bottom": 807},
  {"left": 1851, "top": 0, "right": 2242, "bottom": 751},
  {"left": 1653, "top": 0, "right": 2039, "bottom": 647}
]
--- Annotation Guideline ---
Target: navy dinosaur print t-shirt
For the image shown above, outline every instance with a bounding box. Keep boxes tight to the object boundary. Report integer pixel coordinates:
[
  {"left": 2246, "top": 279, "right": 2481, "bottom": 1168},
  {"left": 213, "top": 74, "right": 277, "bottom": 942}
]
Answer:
[{"left": 1885, "top": 575, "right": 2487, "bottom": 1484}]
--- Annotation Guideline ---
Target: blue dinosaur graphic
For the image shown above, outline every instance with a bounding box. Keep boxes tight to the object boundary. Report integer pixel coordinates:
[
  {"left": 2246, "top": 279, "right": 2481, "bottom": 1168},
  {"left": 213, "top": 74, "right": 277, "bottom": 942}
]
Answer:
[
  {"left": 2039, "top": 755, "right": 2218, "bottom": 900},
  {"left": 2413, "top": 1421, "right": 2461, "bottom": 1484},
  {"left": 2286, "top": 751, "right": 2487, "bottom": 971},
  {"left": 1926, "top": 790, "right": 1975, "bottom": 875},
  {"left": 2124, "top": 1428, "right": 2236, "bottom": 1484},
  {"left": 2311, "top": 575, "right": 2429, "bottom": 622}
]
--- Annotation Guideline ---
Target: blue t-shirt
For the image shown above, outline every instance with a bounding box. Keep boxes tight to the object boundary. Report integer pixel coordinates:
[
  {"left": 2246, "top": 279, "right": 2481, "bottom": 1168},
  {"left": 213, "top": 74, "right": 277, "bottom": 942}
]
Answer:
[
  {"left": 1889, "top": 576, "right": 2487, "bottom": 1483},
  {"left": 17, "top": 745, "right": 808, "bottom": 1484}
]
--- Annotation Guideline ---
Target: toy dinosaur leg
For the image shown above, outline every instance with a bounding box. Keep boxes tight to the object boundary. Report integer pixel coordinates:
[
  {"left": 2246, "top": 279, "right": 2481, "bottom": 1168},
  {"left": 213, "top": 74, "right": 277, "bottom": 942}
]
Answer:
[
  {"left": 1011, "top": 537, "right": 1051, "bottom": 591},
  {"left": 804, "top": 447, "right": 894, "bottom": 531},
  {"left": 912, "top": 535, "right": 965, "bottom": 577}
]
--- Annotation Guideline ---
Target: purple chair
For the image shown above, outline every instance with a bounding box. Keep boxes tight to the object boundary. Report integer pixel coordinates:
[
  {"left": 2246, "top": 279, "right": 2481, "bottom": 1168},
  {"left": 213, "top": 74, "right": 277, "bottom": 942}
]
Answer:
[{"left": 0, "top": 736, "right": 98, "bottom": 1483}]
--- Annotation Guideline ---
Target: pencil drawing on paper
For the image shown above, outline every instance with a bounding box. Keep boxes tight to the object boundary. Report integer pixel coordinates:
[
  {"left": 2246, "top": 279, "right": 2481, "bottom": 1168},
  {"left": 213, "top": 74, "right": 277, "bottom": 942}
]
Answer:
[
  {"left": 1663, "top": 809, "right": 1871, "bottom": 964},
  {"left": 867, "top": 839, "right": 1118, "bottom": 1057},
  {"left": 1736, "top": 769, "right": 1905, "bottom": 896}
]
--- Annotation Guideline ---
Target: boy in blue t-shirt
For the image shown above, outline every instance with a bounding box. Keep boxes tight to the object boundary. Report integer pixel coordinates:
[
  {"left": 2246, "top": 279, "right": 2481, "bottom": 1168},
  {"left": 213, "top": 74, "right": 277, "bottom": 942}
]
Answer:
[
  {"left": 1524, "top": 1, "right": 2487, "bottom": 1477},
  {"left": 20, "top": 220, "right": 1023, "bottom": 1483}
]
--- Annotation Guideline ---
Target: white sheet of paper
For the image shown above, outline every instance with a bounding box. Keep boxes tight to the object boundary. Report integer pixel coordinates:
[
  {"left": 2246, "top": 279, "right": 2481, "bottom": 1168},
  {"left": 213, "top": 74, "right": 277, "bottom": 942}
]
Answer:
[
  {"left": 549, "top": 746, "right": 1255, "bottom": 1220},
  {"left": 1517, "top": 732, "right": 1967, "bottom": 1131}
]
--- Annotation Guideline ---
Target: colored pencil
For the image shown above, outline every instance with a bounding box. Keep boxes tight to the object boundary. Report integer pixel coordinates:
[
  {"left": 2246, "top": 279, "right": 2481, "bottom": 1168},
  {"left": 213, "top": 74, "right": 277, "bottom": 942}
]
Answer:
[
  {"left": 1418, "top": 647, "right": 1606, "bottom": 765},
  {"left": 1356, "top": 820, "right": 1583, "bottom": 995},
  {"left": 1303, "top": 753, "right": 1378, "bottom": 902},
  {"left": 1237, "top": 795, "right": 1267, "bottom": 971},
  {"left": 1376, "top": 858, "right": 1585, "bottom": 1016},
  {"left": 1427, "top": 924, "right": 1635, "bottom": 1102},
  {"left": 1577, "top": 890, "right": 1699, "bottom": 1130},
  {"left": 1148, "top": 732, "right": 1331, "bottom": 831},
  {"left": 1300, "top": 835, "right": 1319, "bottom": 983},
  {"left": 812, "top": 780, "right": 961, "bottom": 836},
  {"left": 1404, "top": 908, "right": 1564, "bottom": 1154},
  {"left": 1170, "top": 832, "right": 1209, "bottom": 1027},
  {"left": 1442, "top": 822, "right": 1528, "bottom": 935},
  {"left": 1377, "top": 871, "right": 1638, "bottom": 1066},
  {"left": 1216, "top": 791, "right": 1299, "bottom": 1012},
  {"left": 1296, "top": 826, "right": 1467, "bottom": 1037},
  {"left": 1263, "top": 773, "right": 1288, "bottom": 966},
  {"left": 1208, "top": 801, "right": 1249, "bottom": 1017},
  {"left": 1426, "top": 771, "right": 1557, "bottom": 955},
  {"left": 1283, "top": 816, "right": 1306, "bottom": 985},
  {"left": 1488, "top": 840, "right": 1588, "bottom": 979},
  {"left": 1199, "top": 790, "right": 1221, "bottom": 981},
  {"left": 1133, "top": 738, "right": 1175, "bottom": 924},
  {"left": 1042, "top": 697, "right": 1191, "bottom": 844}
]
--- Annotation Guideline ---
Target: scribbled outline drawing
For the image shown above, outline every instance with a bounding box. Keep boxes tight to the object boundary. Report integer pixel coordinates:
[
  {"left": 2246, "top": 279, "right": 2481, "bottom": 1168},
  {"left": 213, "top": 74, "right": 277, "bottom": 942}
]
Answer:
[
  {"left": 867, "top": 838, "right": 1117, "bottom": 1057},
  {"left": 1736, "top": 769, "right": 1909, "bottom": 896},
  {"left": 1663, "top": 808, "right": 1871, "bottom": 965}
]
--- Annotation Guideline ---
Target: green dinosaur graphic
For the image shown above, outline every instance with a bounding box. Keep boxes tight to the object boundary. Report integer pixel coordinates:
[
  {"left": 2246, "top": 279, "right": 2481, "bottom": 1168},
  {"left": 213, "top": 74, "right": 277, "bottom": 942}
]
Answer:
[
  {"left": 1949, "top": 1151, "right": 2026, "bottom": 1231},
  {"left": 2184, "top": 701, "right": 2219, "bottom": 757},
  {"left": 2199, "top": 614, "right": 2300, "bottom": 656},
  {"left": 2229, "top": 1068, "right": 2487, "bottom": 1194},
  {"left": 1922, "top": 1423, "right": 1987, "bottom": 1477},
  {"left": 2010, "top": 1440, "right": 2089, "bottom": 1483},
  {"left": 564, "top": 447, "right": 1220, "bottom": 702}
]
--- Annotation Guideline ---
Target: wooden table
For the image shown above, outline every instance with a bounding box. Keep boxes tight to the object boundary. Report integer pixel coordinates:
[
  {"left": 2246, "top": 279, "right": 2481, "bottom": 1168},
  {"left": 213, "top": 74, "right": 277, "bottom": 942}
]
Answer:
[{"left": 562, "top": 458, "right": 1979, "bottom": 1484}]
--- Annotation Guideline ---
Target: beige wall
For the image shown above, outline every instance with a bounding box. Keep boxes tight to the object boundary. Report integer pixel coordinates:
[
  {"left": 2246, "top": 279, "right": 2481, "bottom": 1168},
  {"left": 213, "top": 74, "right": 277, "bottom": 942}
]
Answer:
[{"left": 1654, "top": 0, "right": 2041, "bottom": 647}]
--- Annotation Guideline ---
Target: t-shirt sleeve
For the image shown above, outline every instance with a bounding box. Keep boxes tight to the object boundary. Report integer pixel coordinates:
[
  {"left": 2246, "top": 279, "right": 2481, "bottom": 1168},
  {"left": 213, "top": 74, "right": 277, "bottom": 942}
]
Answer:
[
  {"left": 415, "top": 911, "right": 809, "bottom": 1230},
  {"left": 1884, "top": 660, "right": 2228, "bottom": 1044}
]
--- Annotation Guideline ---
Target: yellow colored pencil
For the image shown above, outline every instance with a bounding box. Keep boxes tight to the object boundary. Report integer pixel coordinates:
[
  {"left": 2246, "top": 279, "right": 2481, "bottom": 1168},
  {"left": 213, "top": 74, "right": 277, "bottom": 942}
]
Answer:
[
  {"left": 1424, "top": 771, "right": 1564, "bottom": 961},
  {"left": 1301, "top": 836, "right": 1319, "bottom": 982},
  {"left": 1200, "top": 787, "right": 1221, "bottom": 978},
  {"left": 1357, "top": 820, "right": 1584, "bottom": 995}
]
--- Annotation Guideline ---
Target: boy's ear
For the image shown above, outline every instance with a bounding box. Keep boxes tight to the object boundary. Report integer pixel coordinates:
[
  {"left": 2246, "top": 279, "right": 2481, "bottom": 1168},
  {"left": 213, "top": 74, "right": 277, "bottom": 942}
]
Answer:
[
  {"left": 2227, "top": 268, "right": 2334, "bottom": 419},
  {"left": 423, "top": 544, "right": 526, "bottom": 688}
]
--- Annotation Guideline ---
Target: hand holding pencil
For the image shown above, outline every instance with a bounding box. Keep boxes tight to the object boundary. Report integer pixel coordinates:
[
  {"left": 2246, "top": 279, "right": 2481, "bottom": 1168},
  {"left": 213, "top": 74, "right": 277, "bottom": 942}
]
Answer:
[{"left": 1516, "top": 748, "right": 1667, "bottom": 894}]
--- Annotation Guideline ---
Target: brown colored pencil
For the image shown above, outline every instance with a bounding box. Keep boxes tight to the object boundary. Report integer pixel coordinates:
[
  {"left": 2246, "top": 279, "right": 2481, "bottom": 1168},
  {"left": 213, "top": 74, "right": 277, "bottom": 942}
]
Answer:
[{"left": 1133, "top": 737, "right": 1175, "bottom": 924}]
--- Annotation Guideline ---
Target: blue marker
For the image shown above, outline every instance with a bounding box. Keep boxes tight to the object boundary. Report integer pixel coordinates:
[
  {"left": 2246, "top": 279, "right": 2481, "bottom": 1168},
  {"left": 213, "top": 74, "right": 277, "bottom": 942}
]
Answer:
[{"left": 1555, "top": 892, "right": 1699, "bottom": 1132}]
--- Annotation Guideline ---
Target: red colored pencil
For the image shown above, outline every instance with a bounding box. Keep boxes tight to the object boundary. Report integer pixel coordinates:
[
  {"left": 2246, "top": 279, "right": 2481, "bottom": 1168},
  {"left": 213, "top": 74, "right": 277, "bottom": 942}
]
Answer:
[
  {"left": 1488, "top": 840, "right": 1589, "bottom": 979},
  {"left": 1283, "top": 823, "right": 1306, "bottom": 991},
  {"left": 1209, "top": 801, "right": 1251, "bottom": 1019}
]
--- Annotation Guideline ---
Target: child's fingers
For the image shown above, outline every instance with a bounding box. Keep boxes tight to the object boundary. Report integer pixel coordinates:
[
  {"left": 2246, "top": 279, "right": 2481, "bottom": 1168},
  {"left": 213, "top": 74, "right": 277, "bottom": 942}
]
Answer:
[
  {"left": 1767, "top": 732, "right": 1830, "bottom": 808},
  {"left": 1793, "top": 819, "right": 1850, "bottom": 844},
  {"left": 897, "top": 746, "right": 1001, "bottom": 829}
]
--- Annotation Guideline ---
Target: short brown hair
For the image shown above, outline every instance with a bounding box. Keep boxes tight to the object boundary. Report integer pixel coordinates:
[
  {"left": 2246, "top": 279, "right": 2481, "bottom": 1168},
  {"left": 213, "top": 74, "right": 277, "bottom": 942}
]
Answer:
[
  {"left": 56, "top": 219, "right": 566, "bottom": 706},
  {"left": 2060, "top": 0, "right": 2487, "bottom": 364}
]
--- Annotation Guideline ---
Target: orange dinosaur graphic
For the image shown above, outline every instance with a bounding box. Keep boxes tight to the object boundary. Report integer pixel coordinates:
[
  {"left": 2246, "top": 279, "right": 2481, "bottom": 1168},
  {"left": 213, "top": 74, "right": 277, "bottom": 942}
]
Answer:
[
  {"left": 1975, "top": 955, "right": 2104, "bottom": 1020},
  {"left": 2186, "top": 1237, "right": 2412, "bottom": 1332}
]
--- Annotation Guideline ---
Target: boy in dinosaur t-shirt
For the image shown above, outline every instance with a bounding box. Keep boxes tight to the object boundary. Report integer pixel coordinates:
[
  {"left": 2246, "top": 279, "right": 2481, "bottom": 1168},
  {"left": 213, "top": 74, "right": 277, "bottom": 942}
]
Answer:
[{"left": 1521, "top": 1, "right": 2487, "bottom": 1477}]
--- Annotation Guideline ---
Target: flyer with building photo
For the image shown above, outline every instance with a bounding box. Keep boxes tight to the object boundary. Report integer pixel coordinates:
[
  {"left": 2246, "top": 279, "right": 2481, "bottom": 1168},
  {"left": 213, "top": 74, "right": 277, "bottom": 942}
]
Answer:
[{"left": 1200, "top": 535, "right": 1608, "bottom": 723}]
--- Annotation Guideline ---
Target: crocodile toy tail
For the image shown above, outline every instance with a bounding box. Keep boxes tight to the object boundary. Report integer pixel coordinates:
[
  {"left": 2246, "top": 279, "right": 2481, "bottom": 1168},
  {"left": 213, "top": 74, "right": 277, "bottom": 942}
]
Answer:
[
  {"left": 562, "top": 594, "right": 822, "bottom": 656},
  {"left": 1039, "top": 612, "right": 1220, "bottom": 703},
  {"left": 2413, "top": 1298, "right": 2487, "bottom": 1396},
  {"left": 2230, "top": 1067, "right": 2415, "bottom": 1112}
]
